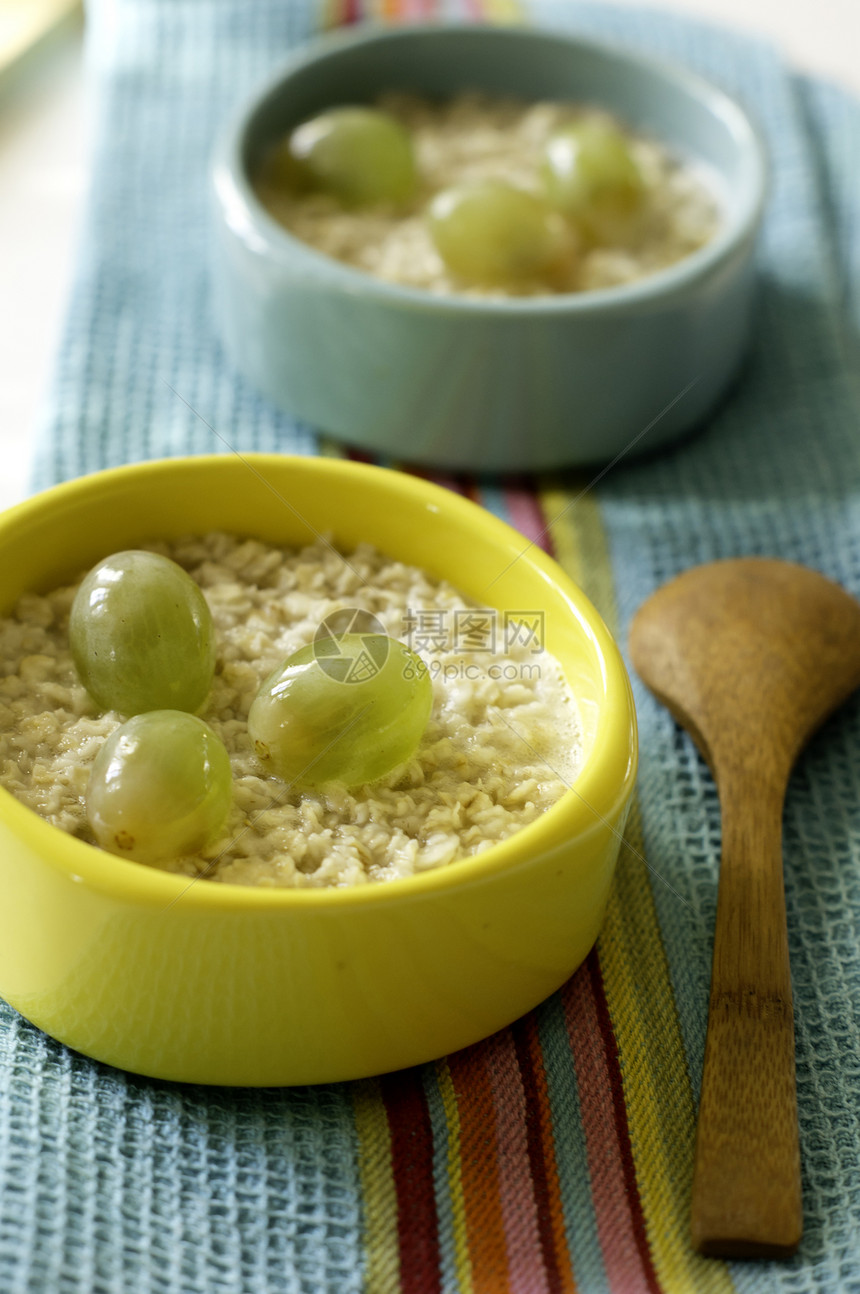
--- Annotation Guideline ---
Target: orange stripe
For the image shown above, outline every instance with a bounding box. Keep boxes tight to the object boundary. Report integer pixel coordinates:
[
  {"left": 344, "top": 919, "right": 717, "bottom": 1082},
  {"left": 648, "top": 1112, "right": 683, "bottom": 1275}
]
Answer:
[{"left": 447, "top": 1046, "right": 512, "bottom": 1294}]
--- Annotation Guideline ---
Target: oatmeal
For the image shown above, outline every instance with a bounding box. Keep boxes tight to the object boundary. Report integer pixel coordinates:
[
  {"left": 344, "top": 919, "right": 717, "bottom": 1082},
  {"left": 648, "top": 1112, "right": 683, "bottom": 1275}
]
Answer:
[
  {"left": 256, "top": 92, "right": 721, "bottom": 297},
  {"left": 0, "top": 533, "right": 581, "bottom": 888}
]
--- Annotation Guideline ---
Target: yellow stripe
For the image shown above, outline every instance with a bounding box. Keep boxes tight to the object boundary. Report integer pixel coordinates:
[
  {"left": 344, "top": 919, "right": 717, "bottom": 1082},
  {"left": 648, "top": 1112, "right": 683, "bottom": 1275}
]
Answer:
[
  {"left": 538, "top": 481, "right": 735, "bottom": 1294},
  {"left": 483, "top": 0, "right": 526, "bottom": 24},
  {"left": 604, "top": 816, "right": 734, "bottom": 1294},
  {"left": 538, "top": 483, "right": 614, "bottom": 618},
  {"left": 352, "top": 1078, "right": 402, "bottom": 1293},
  {"left": 436, "top": 1058, "right": 474, "bottom": 1294},
  {"left": 317, "top": 436, "right": 350, "bottom": 458},
  {"left": 318, "top": 0, "right": 338, "bottom": 32}
]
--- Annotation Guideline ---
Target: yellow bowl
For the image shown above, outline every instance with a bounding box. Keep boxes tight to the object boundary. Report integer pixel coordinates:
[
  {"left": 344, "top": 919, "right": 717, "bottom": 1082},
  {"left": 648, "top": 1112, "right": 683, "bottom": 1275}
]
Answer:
[{"left": 0, "top": 455, "right": 637, "bottom": 1084}]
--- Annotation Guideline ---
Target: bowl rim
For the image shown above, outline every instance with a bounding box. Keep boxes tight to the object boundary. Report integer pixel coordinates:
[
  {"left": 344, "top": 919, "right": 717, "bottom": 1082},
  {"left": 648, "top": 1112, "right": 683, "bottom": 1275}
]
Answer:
[
  {"left": 212, "top": 19, "right": 769, "bottom": 316},
  {"left": 0, "top": 453, "right": 638, "bottom": 912}
]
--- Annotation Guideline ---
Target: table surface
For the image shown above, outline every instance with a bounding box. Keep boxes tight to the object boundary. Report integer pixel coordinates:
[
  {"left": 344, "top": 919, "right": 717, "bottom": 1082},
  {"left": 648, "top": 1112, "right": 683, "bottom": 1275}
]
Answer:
[{"left": 1, "top": 0, "right": 858, "bottom": 516}]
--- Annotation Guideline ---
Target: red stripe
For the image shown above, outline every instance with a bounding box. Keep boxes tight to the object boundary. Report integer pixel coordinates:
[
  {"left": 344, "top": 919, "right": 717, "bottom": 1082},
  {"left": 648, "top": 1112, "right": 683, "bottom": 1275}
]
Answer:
[
  {"left": 432, "top": 472, "right": 470, "bottom": 497},
  {"left": 404, "top": 466, "right": 471, "bottom": 497},
  {"left": 504, "top": 483, "right": 555, "bottom": 556},
  {"left": 380, "top": 1070, "right": 443, "bottom": 1294},
  {"left": 342, "top": 0, "right": 362, "bottom": 21},
  {"left": 588, "top": 954, "right": 662, "bottom": 1294},
  {"left": 510, "top": 1019, "right": 567, "bottom": 1294},
  {"left": 563, "top": 958, "right": 656, "bottom": 1291},
  {"left": 484, "top": 1030, "right": 551, "bottom": 1292},
  {"left": 430, "top": 474, "right": 469, "bottom": 496},
  {"left": 346, "top": 445, "right": 376, "bottom": 463}
]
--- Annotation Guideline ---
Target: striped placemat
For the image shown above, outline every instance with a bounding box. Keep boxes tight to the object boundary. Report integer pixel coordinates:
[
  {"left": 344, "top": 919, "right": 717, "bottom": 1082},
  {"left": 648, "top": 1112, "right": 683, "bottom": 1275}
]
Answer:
[
  {"left": 315, "top": 470, "right": 710, "bottom": 1292},
  {"left": 8, "top": 0, "right": 860, "bottom": 1290}
]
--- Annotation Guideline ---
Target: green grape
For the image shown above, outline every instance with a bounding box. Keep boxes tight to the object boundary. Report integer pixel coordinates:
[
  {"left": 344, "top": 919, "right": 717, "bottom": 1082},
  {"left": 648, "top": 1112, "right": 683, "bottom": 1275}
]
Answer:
[
  {"left": 248, "top": 634, "right": 432, "bottom": 788},
  {"left": 541, "top": 118, "right": 646, "bottom": 245},
  {"left": 87, "top": 711, "right": 233, "bottom": 864},
  {"left": 70, "top": 550, "right": 216, "bottom": 716},
  {"left": 282, "top": 106, "right": 417, "bottom": 207},
  {"left": 427, "top": 179, "right": 575, "bottom": 289}
]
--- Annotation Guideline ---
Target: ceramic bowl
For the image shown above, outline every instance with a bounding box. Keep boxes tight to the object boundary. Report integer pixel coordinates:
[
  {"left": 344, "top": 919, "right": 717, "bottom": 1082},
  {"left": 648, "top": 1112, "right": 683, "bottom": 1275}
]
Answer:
[
  {"left": 211, "top": 23, "right": 767, "bottom": 472},
  {"left": 0, "top": 454, "right": 637, "bottom": 1084}
]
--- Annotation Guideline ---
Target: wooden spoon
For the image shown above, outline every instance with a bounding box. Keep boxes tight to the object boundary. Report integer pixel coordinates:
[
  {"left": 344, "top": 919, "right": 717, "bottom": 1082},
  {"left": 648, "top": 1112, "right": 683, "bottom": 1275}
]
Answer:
[{"left": 629, "top": 558, "right": 860, "bottom": 1259}]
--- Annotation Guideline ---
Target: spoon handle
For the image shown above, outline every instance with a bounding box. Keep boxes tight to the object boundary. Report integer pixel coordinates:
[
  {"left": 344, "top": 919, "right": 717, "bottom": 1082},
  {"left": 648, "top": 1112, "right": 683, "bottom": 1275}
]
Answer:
[{"left": 690, "top": 772, "right": 803, "bottom": 1258}]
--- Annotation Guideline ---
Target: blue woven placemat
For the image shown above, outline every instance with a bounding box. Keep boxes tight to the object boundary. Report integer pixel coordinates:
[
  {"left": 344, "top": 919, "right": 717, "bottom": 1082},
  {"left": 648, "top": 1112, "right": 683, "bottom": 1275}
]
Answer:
[{"left": 4, "top": 1, "right": 860, "bottom": 1291}]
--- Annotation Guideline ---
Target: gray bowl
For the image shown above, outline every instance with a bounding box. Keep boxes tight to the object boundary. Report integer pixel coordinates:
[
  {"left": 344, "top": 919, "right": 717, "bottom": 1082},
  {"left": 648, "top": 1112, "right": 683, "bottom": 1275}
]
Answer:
[{"left": 211, "top": 23, "right": 767, "bottom": 471}]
